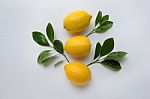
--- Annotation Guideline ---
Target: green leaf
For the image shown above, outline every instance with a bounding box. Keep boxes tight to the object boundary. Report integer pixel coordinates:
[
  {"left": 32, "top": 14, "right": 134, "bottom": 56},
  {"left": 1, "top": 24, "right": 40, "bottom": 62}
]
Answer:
[
  {"left": 101, "top": 21, "right": 113, "bottom": 27},
  {"left": 100, "top": 60, "right": 121, "bottom": 71},
  {"left": 37, "top": 50, "right": 55, "bottom": 64},
  {"left": 53, "top": 40, "right": 64, "bottom": 54},
  {"left": 95, "top": 21, "right": 113, "bottom": 33},
  {"left": 105, "top": 51, "right": 128, "bottom": 60},
  {"left": 54, "top": 60, "right": 64, "bottom": 67},
  {"left": 95, "top": 26, "right": 109, "bottom": 33},
  {"left": 94, "top": 42, "right": 101, "bottom": 60},
  {"left": 100, "top": 38, "right": 114, "bottom": 57},
  {"left": 101, "top": 15, "right": 109, "bottom": 24},
  {"left": 95, "top": 11, "right": 102, "bottom": 26},
  {"left": 46, "top": 23, "right": 54, "bottom": 43},
  {"left": 32, "top": 31, "right": 50, "bottom": 46}
]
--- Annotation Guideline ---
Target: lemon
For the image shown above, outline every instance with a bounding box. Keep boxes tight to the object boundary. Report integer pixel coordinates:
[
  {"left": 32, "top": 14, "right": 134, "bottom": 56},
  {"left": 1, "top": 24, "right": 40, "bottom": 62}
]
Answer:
[
  {"left": 63, "top": 10, "right": 92, "bottom": 33},
  {"left": 64, "top": 62, "right": 91, "bottom": 86},
  {"left": 64, "top": 36, "right": 91, "bottom": 57}
]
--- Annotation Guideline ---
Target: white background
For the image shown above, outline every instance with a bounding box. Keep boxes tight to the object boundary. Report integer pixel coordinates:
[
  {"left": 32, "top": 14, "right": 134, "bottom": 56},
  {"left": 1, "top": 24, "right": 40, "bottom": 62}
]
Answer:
[{"left": 0, "top": 0, "right": 150, "bottom": 99}]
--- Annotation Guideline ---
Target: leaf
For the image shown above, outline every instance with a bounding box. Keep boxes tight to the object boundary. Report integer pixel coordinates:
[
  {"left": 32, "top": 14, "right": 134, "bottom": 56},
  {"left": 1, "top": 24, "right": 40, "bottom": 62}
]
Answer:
[
  {"left": 95, "top": 11, "right": 102, "bottom": 26},
  {"left": 95, "top": 26, "right": 110, "bottom": 33},
  {"left": 100, "top": 60, "right": 121, "bottom": 71},
  {"left": 46, "top": 23, "right": 54, "bottom": 43},
  {"left": 101, "top": 15, "right": 109, "bottom": 24},
  {"left": 105, "top": 51, "right": 127, "bottom": 60},
  {"left": 53, "top": 40, "right": 64, "bottom": 54},
  {"left": 95, "top": 21, "right": 113, "bottom": 33},
  {"left": 100, "top": 38, "right": 114, "bottom": 57},
  {"left": 94, "top": 42, "right": 101, "bottom": 60},
  {"left": 101, "top": 21, "right": 113, "bottom": 27},
  {"left": 37, "top": 50, "right": 55, "bottom": 64},
  {"left": 54, "top": 60, "right": 64, "bottom": 67},
  {"left": 32, "top": 31, "right": 50, "bottom": 46}
]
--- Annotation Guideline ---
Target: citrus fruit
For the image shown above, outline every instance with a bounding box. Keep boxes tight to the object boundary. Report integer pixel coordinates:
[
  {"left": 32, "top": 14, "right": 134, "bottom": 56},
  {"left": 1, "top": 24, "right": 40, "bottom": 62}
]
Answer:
[
  {"left": 63, "top": 10, "right": 92, "bottom": 33},
  {"left": 64, "top": 36, "right": 91, "bottom": 57},
  {"left": 64, "top": 62, "right": 91, "bottom": 86}
]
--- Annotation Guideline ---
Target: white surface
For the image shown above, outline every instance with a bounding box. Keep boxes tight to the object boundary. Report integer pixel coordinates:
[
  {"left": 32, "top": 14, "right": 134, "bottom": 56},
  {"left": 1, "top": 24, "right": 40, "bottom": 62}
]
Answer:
[{"left": 0, "top": 0, "right": 150, "bottom": 99}]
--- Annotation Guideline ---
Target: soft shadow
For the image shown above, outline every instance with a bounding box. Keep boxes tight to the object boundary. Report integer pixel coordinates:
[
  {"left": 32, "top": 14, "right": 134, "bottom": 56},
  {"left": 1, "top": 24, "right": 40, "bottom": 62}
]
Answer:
[
  {"left": 70, "top": 80, "right": 93, "bottom": 90},
  {"left": 43, "top": 56, "right": 58, "bottom": 68},
  {"left": 54, "top": 60, "right": 65, "bottom": 68},
  {"left": 119, "top": 57, "right": 128, "bottom": 63},
  {"left": 118, "top": 57, "right": 129, "bottom": 70}
]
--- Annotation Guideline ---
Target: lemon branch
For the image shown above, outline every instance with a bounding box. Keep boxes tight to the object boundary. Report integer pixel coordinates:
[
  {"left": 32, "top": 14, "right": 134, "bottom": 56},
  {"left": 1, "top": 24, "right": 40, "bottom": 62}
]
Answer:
[
  {"left": 87, "top": 38, "right": 127, "bottom": 71},
  {"left": 32, "top": 22, "right": 71, "bottom": 65},
  {"left": 86, "top": 11, "right": 113, "bottom": 37}
]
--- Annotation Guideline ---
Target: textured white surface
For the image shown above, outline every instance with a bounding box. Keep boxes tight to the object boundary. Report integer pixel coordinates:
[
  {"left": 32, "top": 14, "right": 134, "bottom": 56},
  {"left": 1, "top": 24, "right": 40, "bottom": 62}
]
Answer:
[{"left": 0, "top": 0, "right": 150, "bottom": 99}]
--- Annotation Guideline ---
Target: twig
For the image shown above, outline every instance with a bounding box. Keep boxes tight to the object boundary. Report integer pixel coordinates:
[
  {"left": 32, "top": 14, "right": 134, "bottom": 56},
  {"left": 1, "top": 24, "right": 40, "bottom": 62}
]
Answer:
[
  {"left": 86, "top": 29, "right": 95, "bottom": 37},
  {"left": 62, "top": 54, "right": 70, "bottom": 63}
]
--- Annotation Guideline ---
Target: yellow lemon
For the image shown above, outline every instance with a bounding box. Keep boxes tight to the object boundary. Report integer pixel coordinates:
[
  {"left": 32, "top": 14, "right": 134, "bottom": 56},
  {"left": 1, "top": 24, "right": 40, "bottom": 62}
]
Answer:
[
  {"left": 63, "top": 10, "right": 92, "bottom": 33},
  {"left": 64, "top": 62, "right": 91, "bottom": 86},
  {"left": 64, "top": 36, "right": 91, "bottom": 57}
]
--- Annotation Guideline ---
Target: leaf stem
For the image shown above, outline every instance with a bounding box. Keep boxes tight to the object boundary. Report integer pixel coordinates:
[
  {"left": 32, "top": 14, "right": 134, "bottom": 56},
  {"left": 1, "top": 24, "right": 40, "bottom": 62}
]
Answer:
[
  {"left": 86, "top": 29, "right": 95, "bottom": 37},
  {"left": 49, "top": 45, "right": 70, "bottom": 63},
  {"left": 62, "top": 54, "right": 70, "bottom": 63},
  {"left": 87, "top": 57, "right": 104, "bottom": 66},
  {"left": 87, "top": 61, "right": 97, "bottom": 66}
]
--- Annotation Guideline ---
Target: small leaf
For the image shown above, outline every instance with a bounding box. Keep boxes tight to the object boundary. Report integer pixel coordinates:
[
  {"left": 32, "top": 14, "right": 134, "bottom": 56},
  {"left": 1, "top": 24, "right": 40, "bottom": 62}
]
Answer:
[
  {"left": 101, "top": 15, "right": 109, "bottom": 24},
  {"left": 46, "top": 23, "right": 54, "bottom": 43},
  {"left": 94, "top": 42, "right": 101, "bottom": 59},
  {"left": 105, "top": 51, "right": 128, "bottom": 60},
  {"left": 100, "top": 60, "right": 121, "bottom": 71},
  {"left": 100, "top": 38, "right": 114, "bottom": 57},
  {"left": 101, "top": 21, "right": 113, "bottom": 27},
  {"left": 53, "top": 40, "right": 64, "bottom": 54},
  {"left": 95, "top": 26, "right": 110, "bottom": 33},
  {"left": 95, "top": 21, "right": 113, "bottom": 33},
  {"left": 54, "top": 60, "right": 64, "bottom": 67},
  {"left": 32, "top": 31, "right": 50, "bottom": 46},
  {"left": 37, "top": 50, "right": 54, "bottom": 64},
  {"left": 95, "top": 11, "right": 102, "bottom": 26}
]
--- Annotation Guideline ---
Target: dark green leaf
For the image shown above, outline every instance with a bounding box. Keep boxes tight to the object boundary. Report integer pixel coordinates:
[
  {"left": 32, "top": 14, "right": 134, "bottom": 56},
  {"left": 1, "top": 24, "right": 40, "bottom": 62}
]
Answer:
[
  {"left": 46, "top": 23, "right": 54, "bottom": 43},
  {"left": 101, "top": 21, "right": 113, "bottom": 27},
  {"left": 95, "top": 21, "right": 113, "bottom": 33},
  {"left": 95, "top": 11, "right": 102, "bottom": 26},
  {"left": 101, "top": 15, "right": 109, "bottom": 24},
  {"left": 95, "top": 26, "right": 110, "bottom": 33},
  {"left": 32, "top": 31, "right": 50, "bottom": 46},
  {"left": 54, "top": 60, "right": 64, "bottom": 67},
  {"left": 100, "top": 60, "right": 121, "bottom": 71},
  {"left": 100, "top": 38, "right": 114, "bottom": 57},
  {"left": 94, "top": 42, "right": 101, "bottom": 59},
  {"left": 53, "top": 40, "right": 64, "bottom": 54},
  {"left": 37, "top": 50, "right": 55, "bottom": 64},
  {"left": 105, "top": 51, "right": 127, "bottom": 60}
]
